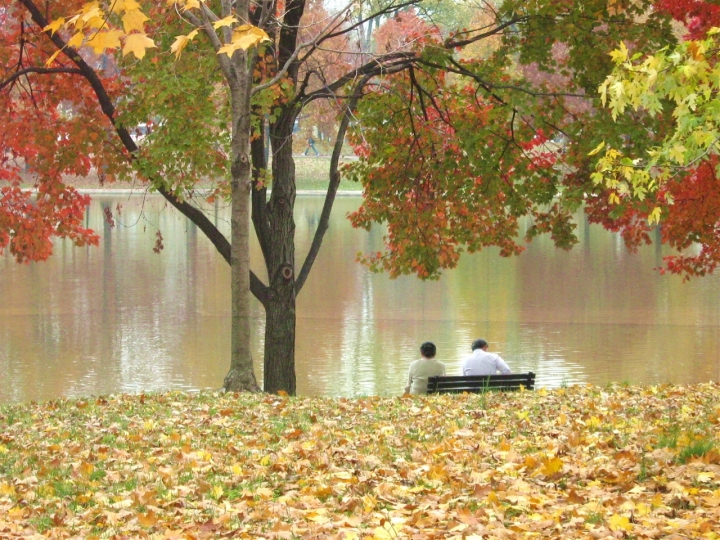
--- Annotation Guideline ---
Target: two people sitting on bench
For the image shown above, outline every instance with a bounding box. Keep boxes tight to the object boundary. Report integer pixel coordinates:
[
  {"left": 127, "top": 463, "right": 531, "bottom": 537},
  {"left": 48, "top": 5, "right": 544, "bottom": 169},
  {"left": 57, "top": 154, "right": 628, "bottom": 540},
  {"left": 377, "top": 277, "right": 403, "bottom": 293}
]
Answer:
[
  {"left": 405, "top": 338, "right": 512, "bottom": 395},
  {"left": 404, "top": 341, "right": 446, "bottom": 395},
  {"left": 461, "top": 338, "right": 511, "bottom": 376}
]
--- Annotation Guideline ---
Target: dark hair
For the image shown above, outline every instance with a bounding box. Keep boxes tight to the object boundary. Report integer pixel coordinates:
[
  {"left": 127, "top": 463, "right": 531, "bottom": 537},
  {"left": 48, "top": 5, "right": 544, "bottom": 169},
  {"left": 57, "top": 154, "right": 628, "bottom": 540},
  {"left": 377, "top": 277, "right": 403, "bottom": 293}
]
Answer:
[
  {"left": 471, "top": 339, "right": 488, "bottom": 351},
  {"left": 420, "top": 342, "right": 436, "bottom": 358}
]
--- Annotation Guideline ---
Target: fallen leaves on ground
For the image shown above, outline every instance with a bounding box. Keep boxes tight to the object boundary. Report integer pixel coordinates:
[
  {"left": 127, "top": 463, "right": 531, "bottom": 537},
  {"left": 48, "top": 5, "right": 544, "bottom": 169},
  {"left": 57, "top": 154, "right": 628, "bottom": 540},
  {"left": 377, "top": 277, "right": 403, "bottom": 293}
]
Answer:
[{"left": 1, "top": 383, "right": 720, "bottom": 539}]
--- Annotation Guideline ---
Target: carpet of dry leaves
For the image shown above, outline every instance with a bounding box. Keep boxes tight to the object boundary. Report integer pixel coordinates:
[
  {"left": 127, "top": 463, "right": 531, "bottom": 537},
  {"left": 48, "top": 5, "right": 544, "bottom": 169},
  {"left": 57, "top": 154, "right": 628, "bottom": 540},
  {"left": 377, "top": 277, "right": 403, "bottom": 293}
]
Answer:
[{"left": 1, "top": 384, "right": 720, "bottom": 539}]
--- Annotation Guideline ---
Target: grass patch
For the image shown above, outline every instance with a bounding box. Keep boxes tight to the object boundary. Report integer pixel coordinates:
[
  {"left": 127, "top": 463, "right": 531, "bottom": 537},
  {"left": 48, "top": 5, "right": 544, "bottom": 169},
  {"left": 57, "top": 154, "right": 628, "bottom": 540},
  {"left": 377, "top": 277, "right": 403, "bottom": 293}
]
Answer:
[{"left": 677, "top": 437, "right": 716, "bottom": 464}]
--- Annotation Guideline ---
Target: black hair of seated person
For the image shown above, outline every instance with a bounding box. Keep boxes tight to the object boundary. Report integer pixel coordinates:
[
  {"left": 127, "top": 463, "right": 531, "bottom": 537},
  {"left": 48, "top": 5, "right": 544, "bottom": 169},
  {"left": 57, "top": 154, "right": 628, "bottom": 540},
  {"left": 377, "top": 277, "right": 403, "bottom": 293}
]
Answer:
[{"left": 420, "top": 342, "right": 436, "bottom": 359}]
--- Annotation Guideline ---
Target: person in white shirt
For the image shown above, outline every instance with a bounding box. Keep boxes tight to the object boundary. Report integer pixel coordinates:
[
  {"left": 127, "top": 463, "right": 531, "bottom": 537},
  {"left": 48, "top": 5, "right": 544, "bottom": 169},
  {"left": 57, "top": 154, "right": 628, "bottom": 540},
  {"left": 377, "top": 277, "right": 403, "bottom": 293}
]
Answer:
[
  {"left": 405, "top": 342, "right": 446, "bottom": 394},
  {"left": 461, "top": 338, "right": 511, "bottom": 376}
]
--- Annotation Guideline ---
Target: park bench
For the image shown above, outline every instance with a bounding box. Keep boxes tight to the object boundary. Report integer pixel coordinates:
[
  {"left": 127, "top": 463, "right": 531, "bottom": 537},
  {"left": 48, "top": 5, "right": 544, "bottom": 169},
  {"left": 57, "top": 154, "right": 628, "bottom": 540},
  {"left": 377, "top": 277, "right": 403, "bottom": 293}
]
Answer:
[{"left": 427, "top": 372, "right": 536, "bottom": 394}]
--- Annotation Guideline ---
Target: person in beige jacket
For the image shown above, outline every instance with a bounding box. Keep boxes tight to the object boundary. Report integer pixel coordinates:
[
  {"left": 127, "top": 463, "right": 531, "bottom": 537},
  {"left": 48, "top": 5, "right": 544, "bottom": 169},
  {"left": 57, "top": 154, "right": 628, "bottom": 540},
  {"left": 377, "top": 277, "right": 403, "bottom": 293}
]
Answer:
[{"left": 405, "top": 342, "right": 446, "bottom": 394}]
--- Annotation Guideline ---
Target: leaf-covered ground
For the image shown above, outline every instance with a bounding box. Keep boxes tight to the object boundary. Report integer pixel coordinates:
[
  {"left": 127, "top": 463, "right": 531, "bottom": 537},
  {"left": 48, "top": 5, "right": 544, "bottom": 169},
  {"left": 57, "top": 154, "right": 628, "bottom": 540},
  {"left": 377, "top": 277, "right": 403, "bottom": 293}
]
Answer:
[{"left": 1, "top": 384, "right": 720, "bottom": 539}]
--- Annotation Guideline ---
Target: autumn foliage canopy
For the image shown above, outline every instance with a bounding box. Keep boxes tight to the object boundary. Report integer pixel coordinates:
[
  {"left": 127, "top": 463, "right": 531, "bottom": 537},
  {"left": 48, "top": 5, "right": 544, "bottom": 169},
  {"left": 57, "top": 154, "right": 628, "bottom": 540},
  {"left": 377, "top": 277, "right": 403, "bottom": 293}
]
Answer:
[{"left": 345, "top": 0, "right": 720, "bottom": 280}]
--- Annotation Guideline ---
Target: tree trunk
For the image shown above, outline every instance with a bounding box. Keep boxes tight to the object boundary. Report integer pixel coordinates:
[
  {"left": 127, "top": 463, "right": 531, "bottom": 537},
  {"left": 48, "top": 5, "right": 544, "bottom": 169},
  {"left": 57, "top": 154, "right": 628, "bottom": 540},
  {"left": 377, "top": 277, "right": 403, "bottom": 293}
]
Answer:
[
  {"left": 263, "top": 288, "right": 296, "bottom": 394},
  {"left": 223, "top": 47, "right": 260, "bottom": 393},
  {"left": 262, "top": 112, "right": 297, "bottom": 394}
]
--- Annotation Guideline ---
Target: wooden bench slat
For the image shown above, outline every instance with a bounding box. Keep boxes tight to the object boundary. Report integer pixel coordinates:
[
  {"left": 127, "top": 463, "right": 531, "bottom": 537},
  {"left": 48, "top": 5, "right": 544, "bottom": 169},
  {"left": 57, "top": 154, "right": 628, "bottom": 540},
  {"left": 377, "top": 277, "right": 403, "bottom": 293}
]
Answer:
[
  {"left": 430, "top": 375, "right": 532, "bottom": 382},
  {"left": 427, "top": 372, "right": 535, "bottom": 394}
]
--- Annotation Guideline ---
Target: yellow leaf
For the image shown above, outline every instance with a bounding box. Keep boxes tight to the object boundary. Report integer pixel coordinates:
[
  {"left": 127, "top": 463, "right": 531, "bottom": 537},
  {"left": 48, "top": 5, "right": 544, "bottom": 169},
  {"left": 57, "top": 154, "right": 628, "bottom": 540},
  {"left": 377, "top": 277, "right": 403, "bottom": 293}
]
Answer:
[
  {"left": 609, "top": 41, "right": 629, "bottom": 63},
  {"left": 218, "top": 25, "right": 271, "bottom": 56},
  {"left": 363, "top": 494, "right": 377, "bottom": 512},
  {"left": 113, "top": 0, "right": 142, "bottom": 13},
  {"left": 44, "top": 48, "right": 63, "bottom": 66},
  {"left": 79, "top": 462, "right": 95, "bottom": 477},
  {"left": 8, "top": 507, "right": 25, "bottom": 519},
  {"left": 540, "top": 456, "right": 563, "bottom": 476},
  {"left": 231, "top": 463, "right": 243, "bottom": 475},
  {"left": 87, "top": 30, "right": 123, "bottom": 54},
  {"left": 213, "top": 15, "right": 238, "bottom": 29},
  {"left": 698, "top": 472, "right": 715, "bottom": 483},
  {"left": 373, "top": 527, "right": 394, "bottom": 539},
  {"left": 259, "top": 455, "right": 272, "bottom": 466},
  {"left": 516, "top": 411, "right": 529, "bottom": 421},
  {"left": 81, "top": 5, "right": 103, "bottom": 24},
  {"left": 669, "top": 144, "right": 687, "bottom": 165},
  {"left": 84, "top": 15, "right": 106, "bottom": 30},
  {"left": 234, "top": 35, "right": 259, "bottom": 50},
  {"left": 137, "top": 509, "right": 158, "bottom": 528},
  {"left": 586, "top": 416, "right": 602, "bottom": 429},
  {"left": 647, "top": 207, "right": 662, "bottom": 225},
  {"left": 181, "top": 0, "right": 201, "bottom": 11},
  {"left": 170, "top": 29, "right": 199, "bottom": 59},
  {"left": 211, "top": 485, "right": 224, "bottom": 499},
  {"left": 123, "top": 9, "right": 149, "bottom": 34},
  {"left": 609, "top": 192, "right": 620, "bottom": 205},
  {"left": 67, "top": 32, "right": 85, "bottom": 49},
  {"left": 608, "top": 513, "right": 632, "bottom": 532},
  {"left": 122, "top": 33, "right": 156, "bottom": 59},
  {"left": 43, "top": 18, "right": 65, "bottom": 36},
  {"left": 588, "top": 141, "right": 605, "bottom": 156},
  {"left": 636, "top": 502, "right": 652, "bottom": 516},
  {"left": 0, "top": 483, "right": 15, "bottom": 496},
  {"left": 301, "top": 440, "right": 316, "bottom": 451},
  {"left": 217, "top": 42, "right": 240, "bottom": 57}
]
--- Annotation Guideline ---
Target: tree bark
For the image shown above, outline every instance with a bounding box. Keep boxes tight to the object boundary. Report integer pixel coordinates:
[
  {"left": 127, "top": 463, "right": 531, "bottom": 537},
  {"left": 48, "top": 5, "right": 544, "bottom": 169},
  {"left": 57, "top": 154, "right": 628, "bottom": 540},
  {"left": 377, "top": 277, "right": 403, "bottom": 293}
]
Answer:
[
  {"left": 223, "top": 10, "right": 260, "bottom": 392},
  {"left": 262, "top": 109, "right": 298, "bottom": 394}
]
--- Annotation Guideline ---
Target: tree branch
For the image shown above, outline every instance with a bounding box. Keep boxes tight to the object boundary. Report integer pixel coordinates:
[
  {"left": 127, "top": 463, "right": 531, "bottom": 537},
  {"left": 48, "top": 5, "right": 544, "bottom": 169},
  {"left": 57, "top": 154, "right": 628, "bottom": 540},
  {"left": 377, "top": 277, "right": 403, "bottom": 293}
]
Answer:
[
  {"left": 0, "top": 67, "right": 83, "bottom": 91},
  {"left": 295, "top": 75, "right": 371, "bottom": 292},
  {"left": 301, "top": 52, "right": 417, "bottom": 104}
]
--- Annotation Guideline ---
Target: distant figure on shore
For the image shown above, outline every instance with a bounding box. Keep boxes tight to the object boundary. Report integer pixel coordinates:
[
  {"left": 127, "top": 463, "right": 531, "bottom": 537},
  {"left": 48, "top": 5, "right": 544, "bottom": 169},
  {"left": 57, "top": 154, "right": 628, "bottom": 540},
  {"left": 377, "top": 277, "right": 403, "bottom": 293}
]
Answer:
[
  {"left": 405, "top": 342, "right": 446, "bottom": 395},
  {"left": 461, "top": 339, "right": 511, "bottom": 376},
  {"left": 303, "top": 136, "right": 319, "bottom": 156}
]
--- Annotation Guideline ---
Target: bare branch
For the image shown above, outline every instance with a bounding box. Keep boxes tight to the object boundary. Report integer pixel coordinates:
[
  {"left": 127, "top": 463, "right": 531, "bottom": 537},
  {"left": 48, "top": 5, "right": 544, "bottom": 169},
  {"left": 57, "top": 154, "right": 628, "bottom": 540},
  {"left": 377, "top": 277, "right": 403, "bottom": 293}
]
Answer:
[
  {"left": 320, "top": 0, "right": 420, "bottom": 45},
  {"left": 251, "top": 3, "right": 352, "bottom": 96},
  {"left": 0, "top": 67, "right": 82, "bottom": 92},
  {"left": 296, "top": 75, "right": 372, "bottom": 292},
  {"left": 301, "top": 52, "right": 417, "bottom": 103}
]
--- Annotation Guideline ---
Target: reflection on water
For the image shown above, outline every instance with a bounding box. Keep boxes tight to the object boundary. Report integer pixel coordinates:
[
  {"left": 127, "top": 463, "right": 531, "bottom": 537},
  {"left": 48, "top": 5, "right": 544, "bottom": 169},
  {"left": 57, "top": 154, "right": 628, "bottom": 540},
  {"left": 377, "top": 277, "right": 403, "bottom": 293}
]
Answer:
[{"left": 1, "top": 194, "right": 718, "bottom": 403}]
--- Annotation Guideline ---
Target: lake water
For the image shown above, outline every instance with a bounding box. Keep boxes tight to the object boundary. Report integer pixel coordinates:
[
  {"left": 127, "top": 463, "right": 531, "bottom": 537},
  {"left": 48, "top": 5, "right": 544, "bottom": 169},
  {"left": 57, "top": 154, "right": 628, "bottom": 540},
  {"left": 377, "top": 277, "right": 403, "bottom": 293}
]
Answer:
[{"left": 1, "top": 194, "right": 718, "bottom": 404}]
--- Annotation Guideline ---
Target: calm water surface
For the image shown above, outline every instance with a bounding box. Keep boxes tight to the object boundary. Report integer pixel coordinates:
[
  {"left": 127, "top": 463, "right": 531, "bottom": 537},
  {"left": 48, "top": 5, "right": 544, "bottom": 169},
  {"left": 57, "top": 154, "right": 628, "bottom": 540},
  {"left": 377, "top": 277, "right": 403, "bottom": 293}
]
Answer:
[{"left": 1, "top": 194, "right": 718, "bottom": 403}]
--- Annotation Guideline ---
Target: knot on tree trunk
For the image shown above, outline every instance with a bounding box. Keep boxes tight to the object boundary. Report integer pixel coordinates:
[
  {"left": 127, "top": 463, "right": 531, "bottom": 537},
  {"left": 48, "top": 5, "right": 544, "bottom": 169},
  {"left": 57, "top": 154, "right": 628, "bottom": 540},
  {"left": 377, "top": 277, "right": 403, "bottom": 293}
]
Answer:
[{"left": 231, "top": 154, "right": 248, "bottom": 178}]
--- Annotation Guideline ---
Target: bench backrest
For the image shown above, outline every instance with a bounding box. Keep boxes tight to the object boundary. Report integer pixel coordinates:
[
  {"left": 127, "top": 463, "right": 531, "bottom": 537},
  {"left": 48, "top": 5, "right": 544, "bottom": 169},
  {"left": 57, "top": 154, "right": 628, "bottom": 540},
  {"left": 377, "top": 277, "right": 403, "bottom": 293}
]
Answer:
[{"left": 427, "top": 372, "right": 536, "bottom": 394}]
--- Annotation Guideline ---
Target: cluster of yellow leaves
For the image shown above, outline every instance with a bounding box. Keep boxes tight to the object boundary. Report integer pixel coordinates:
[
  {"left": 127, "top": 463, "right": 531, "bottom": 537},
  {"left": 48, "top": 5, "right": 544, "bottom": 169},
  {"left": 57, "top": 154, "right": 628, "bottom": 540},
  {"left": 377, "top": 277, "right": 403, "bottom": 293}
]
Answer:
[
  {"left": 170, "top": 17, "right": 271, "bottom": 61},
  {"left": 593, "top": 28, "right": 720, "bottom": 223},
  {"left": 2, "top": 384, "right": 720, "bottom": 539},
  {"left": 45, "top": 1, "right": 270, "bottom": 63},
  {"left": 45, "top": 0, "right": 154, "bottom": 61}
]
